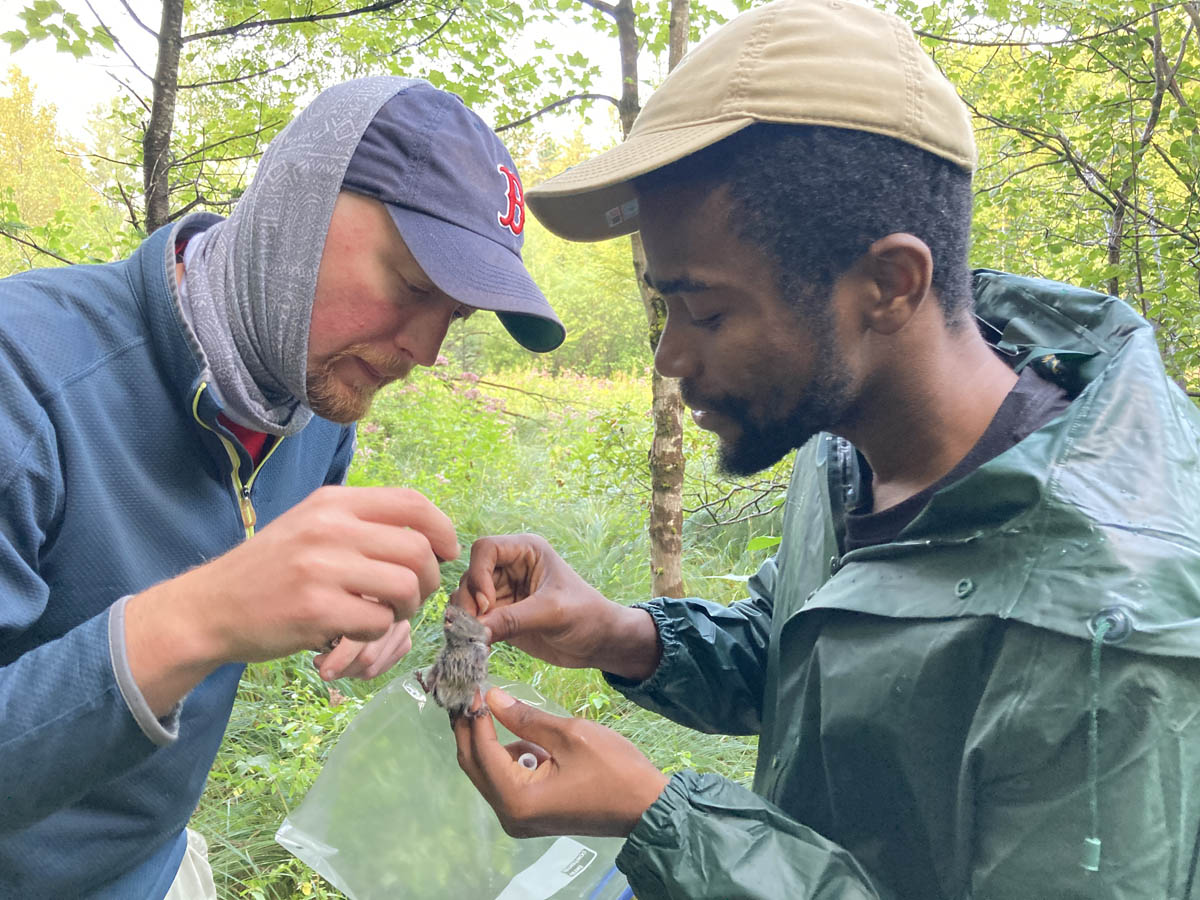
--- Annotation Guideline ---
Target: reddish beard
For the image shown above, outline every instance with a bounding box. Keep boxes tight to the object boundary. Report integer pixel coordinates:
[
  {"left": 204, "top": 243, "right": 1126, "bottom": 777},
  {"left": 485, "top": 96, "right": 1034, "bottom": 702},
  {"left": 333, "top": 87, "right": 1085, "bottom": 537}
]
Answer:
[{"left": 306, "top": 343, "right": 411, "bottom": 423}]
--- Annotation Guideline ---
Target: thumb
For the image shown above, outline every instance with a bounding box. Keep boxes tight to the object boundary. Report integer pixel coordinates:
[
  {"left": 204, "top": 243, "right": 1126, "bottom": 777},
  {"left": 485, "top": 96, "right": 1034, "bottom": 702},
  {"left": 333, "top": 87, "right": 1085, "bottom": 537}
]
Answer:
[
  {"left": 486, "top": 688, "right": 570, "bottom": 748},
  {"left": 478, "top": 598, "right": 543, "bottom": 646}
]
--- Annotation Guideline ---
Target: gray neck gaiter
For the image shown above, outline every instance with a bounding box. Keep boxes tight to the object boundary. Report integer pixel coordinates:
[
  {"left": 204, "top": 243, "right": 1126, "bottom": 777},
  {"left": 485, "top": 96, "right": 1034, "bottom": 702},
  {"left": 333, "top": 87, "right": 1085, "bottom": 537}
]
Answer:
[{"left": 170, "top": 76, "right": 426, "bottom": 436}]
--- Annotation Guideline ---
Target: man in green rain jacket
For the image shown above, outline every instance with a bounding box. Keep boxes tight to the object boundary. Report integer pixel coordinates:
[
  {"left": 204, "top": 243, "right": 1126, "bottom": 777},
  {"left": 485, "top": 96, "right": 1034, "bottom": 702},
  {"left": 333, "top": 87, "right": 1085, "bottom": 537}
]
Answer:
[{"left": 450, "top": 1, "right": 1200, "bottom": 897}]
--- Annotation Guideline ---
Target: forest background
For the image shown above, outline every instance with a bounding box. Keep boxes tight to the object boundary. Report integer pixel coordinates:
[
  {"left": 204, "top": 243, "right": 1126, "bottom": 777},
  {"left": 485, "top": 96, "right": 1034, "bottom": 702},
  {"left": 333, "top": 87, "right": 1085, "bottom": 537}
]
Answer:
[{"left": 2, "top": 0, "right": 1199, "bottom": 897}]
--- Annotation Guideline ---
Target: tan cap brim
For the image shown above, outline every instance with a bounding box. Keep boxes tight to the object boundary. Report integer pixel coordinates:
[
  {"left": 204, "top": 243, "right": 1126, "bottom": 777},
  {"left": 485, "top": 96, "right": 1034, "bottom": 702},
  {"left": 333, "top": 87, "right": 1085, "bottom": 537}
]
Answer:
[{"left": 526, "top": 117, "right": 755, "bottom": 243}]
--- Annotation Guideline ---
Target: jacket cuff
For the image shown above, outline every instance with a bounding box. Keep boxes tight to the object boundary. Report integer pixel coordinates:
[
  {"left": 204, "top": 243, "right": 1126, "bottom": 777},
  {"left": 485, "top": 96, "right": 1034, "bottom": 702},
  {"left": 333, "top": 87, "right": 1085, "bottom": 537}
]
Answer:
[
  {"left": 615, "top": 771, "right": 699, "bottom": 894},
  {"left": 107, "top": 596, "right": 181, "bottom": 747},
  {"left": 602, "top": 600, "right": 678, "bottom": 697}
]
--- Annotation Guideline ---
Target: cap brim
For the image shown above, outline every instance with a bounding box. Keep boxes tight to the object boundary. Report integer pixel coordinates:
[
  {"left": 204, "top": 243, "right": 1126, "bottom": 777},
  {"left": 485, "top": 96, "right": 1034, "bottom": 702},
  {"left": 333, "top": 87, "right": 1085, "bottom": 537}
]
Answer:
[
  {"left": 526, "top": 117, "right": 753, "bottom": 242},
  {"left": 384, "top": 206, "right": 565, "bottom": 352}
]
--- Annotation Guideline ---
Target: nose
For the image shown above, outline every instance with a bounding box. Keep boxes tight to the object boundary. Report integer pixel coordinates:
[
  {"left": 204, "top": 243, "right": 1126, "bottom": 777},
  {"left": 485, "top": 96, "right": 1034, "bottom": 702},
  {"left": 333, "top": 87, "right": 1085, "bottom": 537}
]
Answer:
[
  {"left": 400, "top": 299, "right": 458, "bottom": 367},
  {"left": 653, "top": 314, "right": 697, "bottom": 379}
]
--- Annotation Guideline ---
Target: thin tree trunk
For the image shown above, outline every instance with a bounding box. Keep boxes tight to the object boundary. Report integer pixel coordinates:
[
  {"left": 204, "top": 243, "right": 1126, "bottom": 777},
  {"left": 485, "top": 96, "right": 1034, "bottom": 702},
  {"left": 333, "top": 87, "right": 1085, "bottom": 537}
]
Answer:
[
  {"left": 631, "top": 234, "right": 685, "bottom": 596},
  {"left": 144, "top": 0, "right": 184, "bottom": 234},
  {"left": 1107, "top": 209, "right": 1125, "bottom": 299},
  {"left": 613, "top": 0, "right": 688, "bottom": 598}
]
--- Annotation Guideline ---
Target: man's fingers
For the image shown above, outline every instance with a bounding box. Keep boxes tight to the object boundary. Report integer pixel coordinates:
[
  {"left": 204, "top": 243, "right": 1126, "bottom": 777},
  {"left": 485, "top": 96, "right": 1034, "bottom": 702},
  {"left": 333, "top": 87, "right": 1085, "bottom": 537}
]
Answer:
[
  {"left": 478, "top": 599, "right": 548, "bottom": 646},
  {"left": 458, "top": 541, "right": 504, "bottom": 611},
  {"left": 321, "top": 620, "right": 413, "bottom": 681},
  {"left": 338, "top": 558, "right": 425, "bottom": 620},
  {"left": 333, "top": 596, "right": 396, "bottom": 644},
  {"left": 337, "top": 523, "right": 444, "bottom": 602},
  {"left": 453, "top": 701, "right": 519, "bottom": 801},
  {"left": 451, "top": 579, "right": 492, "bottom": 619},
  {"left": 337, "top": 486, "right": 460, "bottom": 562},
  {"left": 485, "top": 688, "right": 569, "bottom": 748},
  {"left": 314, "top": 636, "right": 363, "bottom": 681}
]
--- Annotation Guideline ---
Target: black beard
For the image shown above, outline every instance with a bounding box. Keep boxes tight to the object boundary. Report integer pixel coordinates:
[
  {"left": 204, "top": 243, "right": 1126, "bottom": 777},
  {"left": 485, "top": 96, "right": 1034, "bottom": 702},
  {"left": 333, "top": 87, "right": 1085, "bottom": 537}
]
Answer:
[
  {"left": 717, "top": 376, "right": 851, "bottom": 475},
  {"left": 686, "top": 344, "right": 853, "bottom": 477}
]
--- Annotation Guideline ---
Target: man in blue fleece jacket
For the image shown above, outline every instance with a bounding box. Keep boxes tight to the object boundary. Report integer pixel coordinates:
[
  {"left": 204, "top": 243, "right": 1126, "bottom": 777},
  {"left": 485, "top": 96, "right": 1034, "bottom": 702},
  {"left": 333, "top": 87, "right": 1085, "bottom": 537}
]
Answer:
[{"left": 0, "top": 76, "right": 563, "bottom": 898}]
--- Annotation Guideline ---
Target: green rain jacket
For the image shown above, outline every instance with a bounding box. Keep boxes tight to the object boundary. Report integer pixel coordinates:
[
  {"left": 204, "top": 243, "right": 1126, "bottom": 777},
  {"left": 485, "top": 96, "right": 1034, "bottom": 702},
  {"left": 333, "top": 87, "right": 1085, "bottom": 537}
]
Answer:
[{"left": 611, "top": 271, "right": 1200, "bottom": 899}]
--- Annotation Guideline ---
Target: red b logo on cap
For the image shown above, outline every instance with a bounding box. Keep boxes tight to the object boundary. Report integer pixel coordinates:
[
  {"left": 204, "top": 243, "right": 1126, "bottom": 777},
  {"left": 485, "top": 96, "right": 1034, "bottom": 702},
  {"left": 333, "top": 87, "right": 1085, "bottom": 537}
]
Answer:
[{"left": 497, "top": 164, "right": 525, "bottom": 236}]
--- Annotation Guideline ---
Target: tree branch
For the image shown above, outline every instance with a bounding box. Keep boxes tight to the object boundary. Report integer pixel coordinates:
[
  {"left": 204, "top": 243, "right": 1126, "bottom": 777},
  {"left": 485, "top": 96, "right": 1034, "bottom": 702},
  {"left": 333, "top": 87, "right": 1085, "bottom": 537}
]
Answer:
[
  {"left": 0, "top": 229, "right": 75, "bottom": 265},
  {"left": 1152, "top": 140, "right": 1193, "bottom": 186},
  {"left": 578, "top": 0, "right": 619, "bottom": 18},
  {"left": 109, "top": 180, "right": 141, "bottom": 231},
  {"left": 389, "top": 8, "right": 457, "bottom": 53},
  {"left": 179, "top": 55, "right": 300, "bottom": 89},
  {"left": 86, "top": 150, "right": 142, "bottom": 169},
  {"left": 184, "top": 0, "right": 413, "bottom": 42},
  {"left": 1184, "top": 1, "right": 1200, "bottom": 34},
  {"left": 914, "top": 3, "right": 1187, "bottom": 48},
  {"left": 495, "top": 93, "right": 620, "bottom": 132},
  {"left": 975, "top": 157, "right": 1065, "bottom": 194},
  {"left": 84, "top": 0, "right": 152, "bottom": 82},
  {"left": 117, "top": 0, "right": 158, "bottom": 40},
  {"left": 1153, "top": 19, "right": 1196, "bottom": 115},
  {"left": 170, "top": 121, "right": 284, "bottom": 166},
  {"left": 165, "top": 194, "right": 215, "bottom": 221},
  {"left": 105, "top": 70, "right": 151, "bottom": 114},
  {"left": 467, "top": 376, "right": 569, "bottom": 406}
]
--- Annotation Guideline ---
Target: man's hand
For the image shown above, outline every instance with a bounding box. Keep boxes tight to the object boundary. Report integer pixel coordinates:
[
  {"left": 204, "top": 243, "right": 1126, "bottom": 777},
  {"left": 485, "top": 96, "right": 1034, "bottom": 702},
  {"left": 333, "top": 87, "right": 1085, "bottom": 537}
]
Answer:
[
  {"left": 313, "top": 619, "right": 413, "bottom": 681},
  {"left": 126, "top": 485, "right": 458, "bottom": 715},
  {"left": 452, "top": 534, "right": 660, "bottom": 680},
  {"left": 454, "top": 688, "right": 670, "bottom": 838}
]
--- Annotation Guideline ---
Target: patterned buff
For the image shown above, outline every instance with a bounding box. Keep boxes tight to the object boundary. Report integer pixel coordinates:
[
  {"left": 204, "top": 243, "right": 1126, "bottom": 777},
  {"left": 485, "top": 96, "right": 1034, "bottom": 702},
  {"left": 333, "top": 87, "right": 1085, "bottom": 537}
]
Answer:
[{"left": 170, "top": 77, "right": 419, "bottom": 436}]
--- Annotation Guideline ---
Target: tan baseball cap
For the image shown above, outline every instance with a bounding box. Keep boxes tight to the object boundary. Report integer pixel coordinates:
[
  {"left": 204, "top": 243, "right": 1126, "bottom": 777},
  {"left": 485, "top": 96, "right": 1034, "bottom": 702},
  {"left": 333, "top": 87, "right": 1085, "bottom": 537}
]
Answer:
[{"left": 526, "top": 0, "right": 976, "bottom": 242}]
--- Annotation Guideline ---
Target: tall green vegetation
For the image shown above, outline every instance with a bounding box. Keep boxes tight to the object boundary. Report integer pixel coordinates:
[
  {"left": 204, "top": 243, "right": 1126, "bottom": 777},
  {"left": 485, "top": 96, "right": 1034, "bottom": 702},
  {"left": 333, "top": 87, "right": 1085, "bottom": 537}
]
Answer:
[{"left": 0, "top": 66, "right": 125, "bottom": 269}]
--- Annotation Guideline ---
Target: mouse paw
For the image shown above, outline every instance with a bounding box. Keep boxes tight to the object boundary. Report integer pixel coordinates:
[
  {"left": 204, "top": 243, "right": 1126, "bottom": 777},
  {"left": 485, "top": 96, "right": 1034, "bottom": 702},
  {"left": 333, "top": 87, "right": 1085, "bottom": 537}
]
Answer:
[{"left": 465, "top": 703, "right": 490, "bottom": 719}]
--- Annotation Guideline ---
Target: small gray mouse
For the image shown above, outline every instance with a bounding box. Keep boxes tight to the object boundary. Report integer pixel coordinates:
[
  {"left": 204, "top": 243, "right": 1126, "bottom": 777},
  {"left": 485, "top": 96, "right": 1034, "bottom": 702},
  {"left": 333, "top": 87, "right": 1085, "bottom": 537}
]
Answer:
[{"left": 416, "top": 605, "right": 490, "bottom": 718}]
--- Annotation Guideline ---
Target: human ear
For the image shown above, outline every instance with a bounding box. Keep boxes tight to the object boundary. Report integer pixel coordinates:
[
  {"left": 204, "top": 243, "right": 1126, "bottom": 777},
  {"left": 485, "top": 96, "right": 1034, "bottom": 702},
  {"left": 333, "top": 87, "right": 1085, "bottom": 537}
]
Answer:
[{"left": 861, "top": 233, "right": 933, "bottom": 335}]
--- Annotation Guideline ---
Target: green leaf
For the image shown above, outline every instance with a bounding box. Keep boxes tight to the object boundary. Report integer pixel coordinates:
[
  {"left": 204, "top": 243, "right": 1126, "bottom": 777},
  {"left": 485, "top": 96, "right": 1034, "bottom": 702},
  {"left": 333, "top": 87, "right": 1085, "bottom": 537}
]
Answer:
[
  {"left": 1, "top": 31, "right": 29, "bottom": 51},
  {"left": 747, "top": 535, "right": 782, "bottom": 552}
]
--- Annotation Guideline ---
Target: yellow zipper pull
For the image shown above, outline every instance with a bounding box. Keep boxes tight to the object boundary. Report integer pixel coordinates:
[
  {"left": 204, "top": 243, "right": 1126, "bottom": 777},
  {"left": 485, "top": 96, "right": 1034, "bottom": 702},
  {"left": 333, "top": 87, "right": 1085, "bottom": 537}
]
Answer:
[{"left": 240, "top": 487, "right": 257, "bottom": 531}]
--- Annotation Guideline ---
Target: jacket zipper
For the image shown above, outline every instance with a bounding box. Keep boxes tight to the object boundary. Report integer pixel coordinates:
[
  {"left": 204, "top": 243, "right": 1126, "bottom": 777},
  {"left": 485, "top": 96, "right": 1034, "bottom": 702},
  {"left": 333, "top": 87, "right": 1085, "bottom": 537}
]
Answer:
[{"left": 191, "top": 382, "right": 285, "bottom": 539}]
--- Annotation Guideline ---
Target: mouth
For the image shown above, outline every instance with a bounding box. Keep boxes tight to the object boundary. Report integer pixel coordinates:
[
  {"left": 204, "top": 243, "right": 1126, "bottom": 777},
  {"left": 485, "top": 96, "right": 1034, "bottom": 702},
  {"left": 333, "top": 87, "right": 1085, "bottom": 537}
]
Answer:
[{"left": 355, "top": 357, "right": 408, "bottom": 385}]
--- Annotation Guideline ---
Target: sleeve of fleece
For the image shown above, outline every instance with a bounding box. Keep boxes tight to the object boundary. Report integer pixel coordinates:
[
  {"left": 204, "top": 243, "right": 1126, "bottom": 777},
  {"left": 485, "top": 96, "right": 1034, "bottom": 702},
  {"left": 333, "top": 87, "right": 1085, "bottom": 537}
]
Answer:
[
  {"left": 604, "top": 556, "right": 778, "bottom": 735},
  {"left": 0, "top": 417, "right": 160, "bottom": 834},
  {"left": 617, "top": 772, "right": 884, "bottom": 900}
]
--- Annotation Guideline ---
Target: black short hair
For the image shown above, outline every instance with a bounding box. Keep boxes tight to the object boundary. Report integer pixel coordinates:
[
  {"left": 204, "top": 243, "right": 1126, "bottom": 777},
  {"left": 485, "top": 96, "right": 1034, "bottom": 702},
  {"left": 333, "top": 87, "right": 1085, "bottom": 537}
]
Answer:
[{"left": 636, "top": 123, "right": 975, "bottom": 325}]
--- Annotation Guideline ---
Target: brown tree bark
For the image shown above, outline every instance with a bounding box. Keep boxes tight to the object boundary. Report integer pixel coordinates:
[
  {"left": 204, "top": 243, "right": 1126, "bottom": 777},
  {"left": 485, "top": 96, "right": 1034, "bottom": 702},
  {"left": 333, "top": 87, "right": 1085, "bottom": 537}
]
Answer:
[{"left": 143, "top": 0, "right": 184, "bottom": 234}]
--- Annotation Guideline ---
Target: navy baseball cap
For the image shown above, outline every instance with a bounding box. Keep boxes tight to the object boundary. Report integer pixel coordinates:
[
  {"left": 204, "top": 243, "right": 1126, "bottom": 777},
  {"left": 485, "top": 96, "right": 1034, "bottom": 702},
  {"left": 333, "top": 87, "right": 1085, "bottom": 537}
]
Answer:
[{"left": 341, "top": 82, "right": 565, "bottom": 352}]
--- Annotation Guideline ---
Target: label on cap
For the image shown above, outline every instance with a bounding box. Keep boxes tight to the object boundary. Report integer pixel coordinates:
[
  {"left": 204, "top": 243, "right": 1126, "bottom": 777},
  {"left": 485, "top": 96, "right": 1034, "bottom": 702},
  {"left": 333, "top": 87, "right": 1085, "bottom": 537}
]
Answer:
[{"left": 604, "top": 198, "right": 639, "bottom": 228}]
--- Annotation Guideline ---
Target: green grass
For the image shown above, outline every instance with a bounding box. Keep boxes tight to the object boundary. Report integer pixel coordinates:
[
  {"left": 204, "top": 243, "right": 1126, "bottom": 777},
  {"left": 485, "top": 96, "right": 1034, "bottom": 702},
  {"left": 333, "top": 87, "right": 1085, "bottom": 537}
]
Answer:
[{"left": 193, "top": 367, "right": 787, "bottom": 898}]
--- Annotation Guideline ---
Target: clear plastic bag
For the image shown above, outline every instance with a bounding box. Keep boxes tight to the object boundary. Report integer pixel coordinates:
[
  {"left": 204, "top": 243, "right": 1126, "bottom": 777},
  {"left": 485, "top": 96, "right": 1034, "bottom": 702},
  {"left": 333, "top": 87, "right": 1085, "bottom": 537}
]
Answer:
[{"left": 276, "top": 674, "right": 632, "bottom": 900}]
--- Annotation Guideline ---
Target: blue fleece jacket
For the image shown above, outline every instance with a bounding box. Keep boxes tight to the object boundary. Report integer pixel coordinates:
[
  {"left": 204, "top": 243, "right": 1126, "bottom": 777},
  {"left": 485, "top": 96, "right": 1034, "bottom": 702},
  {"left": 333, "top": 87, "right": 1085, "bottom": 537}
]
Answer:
[{"left": 0, "top": 224, "right": 355, "bottom": 897}]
